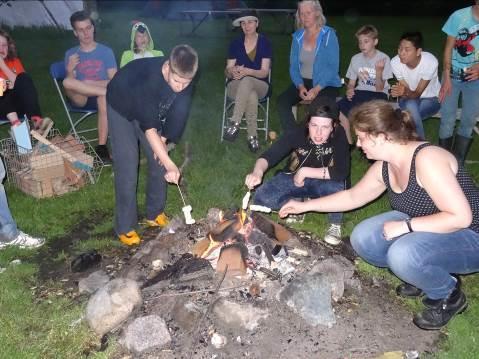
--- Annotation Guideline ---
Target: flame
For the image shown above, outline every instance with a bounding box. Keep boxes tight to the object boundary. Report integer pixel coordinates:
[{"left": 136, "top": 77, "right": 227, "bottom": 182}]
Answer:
[{"left": 240, "top": 209, "right": 247, "bottom": 225}]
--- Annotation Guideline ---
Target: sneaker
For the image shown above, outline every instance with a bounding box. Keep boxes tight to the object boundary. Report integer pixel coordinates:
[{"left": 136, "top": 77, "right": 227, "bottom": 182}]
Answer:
[
  {"left": 396, "top": 282, "right": 424, "bottom": 298},
  {"left": 247, "top": 136, "right": 260, "bottom": 153},
  {"left": 0, "top": 231, "right": 45, "bottom": 249},
  {"left": 323, "top": 224, "right": 342, "bottom": 245},
  {"left": 224, "top": 123, "right": 240, "bottom": 142},
  {"left": 413, "top": 287, "right": 468, "bottom": 330},
  {"left": 95, "top": 144, "right": 112, "bottom": 166},
  {"left": 119, "top": 230, "right": 140, "bottom": 246},
  {"left": 144, "top": 212, "right": 169, "bottom": 228}
]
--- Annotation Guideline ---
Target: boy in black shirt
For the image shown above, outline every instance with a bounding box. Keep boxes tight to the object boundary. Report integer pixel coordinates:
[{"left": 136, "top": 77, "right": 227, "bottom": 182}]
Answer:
[{"left": 106, "top": 44, "right": 198, "bottom": 245}]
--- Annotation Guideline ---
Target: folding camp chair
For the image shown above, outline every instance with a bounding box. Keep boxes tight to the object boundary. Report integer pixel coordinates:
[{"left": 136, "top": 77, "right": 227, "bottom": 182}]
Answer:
[
  {"left": 220, "top": 71, "right": 271, "bottom": 142},
  {"left": 49, "top": 61, "right": 98, "bottom": 143}
]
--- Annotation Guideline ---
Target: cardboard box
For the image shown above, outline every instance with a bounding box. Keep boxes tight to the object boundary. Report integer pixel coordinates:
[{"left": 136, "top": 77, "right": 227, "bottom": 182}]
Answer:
[{"left": 16, "top": 168, "right": 54, "bottom": 198}]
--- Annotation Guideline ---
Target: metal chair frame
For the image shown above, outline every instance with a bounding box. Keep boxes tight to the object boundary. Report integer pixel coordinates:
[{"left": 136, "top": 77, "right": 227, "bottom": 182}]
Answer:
[
  {"left": 220, "top": 71, "right": 271, "bottom": 142},
  {"left": 49, "top": 61, "right": 98, "bottom": 143}
]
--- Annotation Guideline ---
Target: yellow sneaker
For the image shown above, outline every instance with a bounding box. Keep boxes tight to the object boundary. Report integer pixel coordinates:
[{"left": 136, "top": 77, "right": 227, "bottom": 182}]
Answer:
[
  {"left": 145, "top": 212, "right": 169, "bottom": 228},
  {"left": 119, "top": 230, "right": 140, "bottom": 246}
]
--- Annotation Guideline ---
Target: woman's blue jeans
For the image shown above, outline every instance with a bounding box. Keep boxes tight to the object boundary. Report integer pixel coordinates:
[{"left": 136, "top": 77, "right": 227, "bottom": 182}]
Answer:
[
  {"left": 439, "top": 79, "right": 479, "bottom": 139},
  {"left": 351, "top": 210, "right": 479, "bottom": 299},
  {"left": 254, "top": 172, "right": 344, "bottom": 224},
  {"left": 398, "top": 97, "right": 440, "bottom": 140},
  {"left": 0, "top": 158, "right": 18, "bottom": 243}
]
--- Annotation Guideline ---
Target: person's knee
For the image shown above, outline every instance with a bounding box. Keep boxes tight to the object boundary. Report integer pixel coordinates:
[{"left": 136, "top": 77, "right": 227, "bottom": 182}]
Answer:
[
  {"left": 62, "top": 77, "right": 73, "bottom": 90},
  {"left": 253, "top": 186, "right": 275, "bottom": 208},
  {"left": 350, "top": 222, "right": 370, "bottom": 255},
  {"left": 387, "top": 239, "right": 420, "bottom": 275}
]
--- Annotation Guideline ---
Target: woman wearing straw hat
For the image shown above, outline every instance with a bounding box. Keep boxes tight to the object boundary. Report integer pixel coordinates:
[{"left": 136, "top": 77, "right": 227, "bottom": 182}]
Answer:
[{"left": 223, "top": 10, "right": 272, "bottom": 153}]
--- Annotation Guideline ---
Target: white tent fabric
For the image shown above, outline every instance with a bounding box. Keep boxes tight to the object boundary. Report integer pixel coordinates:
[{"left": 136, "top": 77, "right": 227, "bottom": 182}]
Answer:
[{"left": 0, "top": 0, "right": 84, "bottom": 29}]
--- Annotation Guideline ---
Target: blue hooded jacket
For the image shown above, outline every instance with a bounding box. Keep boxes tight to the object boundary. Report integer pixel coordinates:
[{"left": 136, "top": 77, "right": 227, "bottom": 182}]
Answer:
[{"left": 289, "top": 26, "right": 341, "bottom": 89}]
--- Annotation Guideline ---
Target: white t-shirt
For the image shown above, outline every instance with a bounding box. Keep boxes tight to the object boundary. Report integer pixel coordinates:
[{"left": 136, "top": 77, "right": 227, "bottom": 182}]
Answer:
[
  {"left": 346, "top": 50, "right": 393, "bottom": 94},
  {"left": 390, "top": 52, "right": 440, "bottom": 98},
  {"left": 133, "top": 50, "right": 155, "bottom": 60}
]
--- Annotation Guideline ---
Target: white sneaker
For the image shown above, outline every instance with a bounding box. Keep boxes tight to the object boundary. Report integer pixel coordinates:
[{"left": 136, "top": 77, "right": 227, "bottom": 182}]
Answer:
[
  {"left": 324, "top": 224, "right": 342, "bottom": 246},
  {"left": 0, "top": 231, "right": 45, "bottom": 249}
]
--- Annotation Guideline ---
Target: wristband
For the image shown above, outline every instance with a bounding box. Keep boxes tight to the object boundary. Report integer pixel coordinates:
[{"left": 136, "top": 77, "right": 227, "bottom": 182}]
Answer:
[{"left": 405, "top": 218, "right": 413, "bottom": 233}]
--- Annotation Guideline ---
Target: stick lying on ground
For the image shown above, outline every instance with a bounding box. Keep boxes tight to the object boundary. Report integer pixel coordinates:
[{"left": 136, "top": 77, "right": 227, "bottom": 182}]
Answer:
[
  {"left": 30, "top": 130, "right": 95, "bottom": 183},
  {"left": 31, "top": 130, "right": 92, "bottom": 171}
]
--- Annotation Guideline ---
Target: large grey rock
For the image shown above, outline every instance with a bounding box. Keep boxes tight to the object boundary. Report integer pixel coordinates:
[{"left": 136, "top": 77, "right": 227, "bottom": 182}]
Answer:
[
  {"left": 310, "top": 256, "right": 355, "bottom": 301},
  {"left": 170, "top": 298, "right": 202, "bottom": 331},
  {"left": 213, "top": 299, "right": 269, "bottom": 331},
  {"left": 277, "top": 272, "right": 336, "bottom": 327},
  {"left": 78, "top": 270, "right": 110, "bottom": 294},
  {"left": 120, "top": 315, "right": 171, "bottom": 354},
  {"left": 85, "top": 278, "right": 142, "bottom": 335}
]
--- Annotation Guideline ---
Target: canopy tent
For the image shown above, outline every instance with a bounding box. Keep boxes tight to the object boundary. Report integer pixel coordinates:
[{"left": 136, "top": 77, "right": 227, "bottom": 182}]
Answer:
[{"left": 0, "top": 0, "right": 84, "bottom": 29}]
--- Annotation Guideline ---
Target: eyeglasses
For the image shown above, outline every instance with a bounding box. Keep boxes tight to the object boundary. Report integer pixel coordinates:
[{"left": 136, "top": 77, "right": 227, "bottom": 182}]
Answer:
[{"left": 133, "top": 23, "right": 147, "bottom": 34}]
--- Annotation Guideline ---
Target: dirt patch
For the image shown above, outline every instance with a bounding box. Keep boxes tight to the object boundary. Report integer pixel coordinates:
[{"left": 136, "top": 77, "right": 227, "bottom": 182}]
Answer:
[{"left": 33, "top": 213, "right": 441, "bottom": 358}]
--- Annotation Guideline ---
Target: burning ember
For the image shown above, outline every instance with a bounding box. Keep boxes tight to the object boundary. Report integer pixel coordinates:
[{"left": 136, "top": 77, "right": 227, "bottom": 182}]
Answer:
[{"left": 192, "top": 208, "right": 293, "bottom": 276}]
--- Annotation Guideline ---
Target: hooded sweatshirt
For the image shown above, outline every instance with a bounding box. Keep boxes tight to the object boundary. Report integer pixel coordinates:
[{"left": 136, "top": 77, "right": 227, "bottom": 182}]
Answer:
[{"left": 119, "top": 22, "right": 164, "bottom": 68}]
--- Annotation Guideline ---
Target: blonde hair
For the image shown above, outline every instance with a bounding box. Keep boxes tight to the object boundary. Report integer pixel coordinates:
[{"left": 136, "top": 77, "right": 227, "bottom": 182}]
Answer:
[
  {"left": 295, "top": 0, "right": 326, "bottom": 29},
  {"left": 355, "top": 24, "right": 379, "bottom": 40}
]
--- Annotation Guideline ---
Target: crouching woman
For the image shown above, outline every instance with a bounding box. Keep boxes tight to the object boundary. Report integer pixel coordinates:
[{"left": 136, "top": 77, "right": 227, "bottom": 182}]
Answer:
[
  {"left": 279, "top": 100, "right": 479, "bottom": 330},
  {"left": 245, "top": 98, "right": 350, "bottom": 245}
]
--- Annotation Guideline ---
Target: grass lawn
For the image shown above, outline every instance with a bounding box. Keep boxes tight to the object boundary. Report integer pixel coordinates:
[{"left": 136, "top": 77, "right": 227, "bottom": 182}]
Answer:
[{"left": 1, "top": 5, "right": 479, "bottom": 357}]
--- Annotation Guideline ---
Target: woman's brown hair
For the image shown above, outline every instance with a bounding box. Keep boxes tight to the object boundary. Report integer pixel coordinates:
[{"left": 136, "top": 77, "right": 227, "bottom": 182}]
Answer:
[
  {"left": 350, "top": 100, "right": 420, "bottom": 143},
  {"left": 0, "top": 29, "right": 18, "bottom": 60}
]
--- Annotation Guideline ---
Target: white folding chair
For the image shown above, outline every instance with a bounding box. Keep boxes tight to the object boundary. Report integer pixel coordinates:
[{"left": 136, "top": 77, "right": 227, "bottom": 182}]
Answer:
[{"left": 220, "top": 71, "right": 271, "bottom": 142}]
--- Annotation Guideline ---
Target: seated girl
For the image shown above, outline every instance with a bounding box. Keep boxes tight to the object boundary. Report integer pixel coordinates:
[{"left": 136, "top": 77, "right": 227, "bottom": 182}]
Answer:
[
  {"left": 0, "top": 29, "right": 51, "bottom": 132},
  {"left": 245, "top": 98, "right": 350, "bottom": 245},
  {"left": 120, "top": 21, "right": 164, "bottom": 68}
]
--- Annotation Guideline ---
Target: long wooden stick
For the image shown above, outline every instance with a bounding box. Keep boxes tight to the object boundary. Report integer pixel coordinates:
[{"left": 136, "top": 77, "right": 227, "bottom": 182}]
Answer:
[{"left": 30, "top": 130, "right": 95, "bottom": 183}]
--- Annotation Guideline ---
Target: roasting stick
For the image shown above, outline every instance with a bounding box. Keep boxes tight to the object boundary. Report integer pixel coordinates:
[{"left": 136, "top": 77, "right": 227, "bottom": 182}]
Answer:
[{"left": 176, "top": 183, "right": 195, "bottom": 224}]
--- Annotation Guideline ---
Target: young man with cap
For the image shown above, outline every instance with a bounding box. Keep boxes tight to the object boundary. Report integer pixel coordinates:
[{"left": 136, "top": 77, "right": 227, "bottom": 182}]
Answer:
[{"left": 106, "top": 44, "right": 198, "bottom": 245}]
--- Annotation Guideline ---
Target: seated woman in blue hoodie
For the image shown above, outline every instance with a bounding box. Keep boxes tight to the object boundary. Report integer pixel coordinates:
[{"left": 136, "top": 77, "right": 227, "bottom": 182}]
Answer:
[{"left": 277, "top": 0, "right": 342, "bottom": 132}]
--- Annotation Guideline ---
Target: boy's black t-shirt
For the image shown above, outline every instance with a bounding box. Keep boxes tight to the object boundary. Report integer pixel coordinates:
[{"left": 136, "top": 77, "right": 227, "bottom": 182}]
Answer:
[{"left": 107, "top": 57, "right": 193, "bottom": 143}]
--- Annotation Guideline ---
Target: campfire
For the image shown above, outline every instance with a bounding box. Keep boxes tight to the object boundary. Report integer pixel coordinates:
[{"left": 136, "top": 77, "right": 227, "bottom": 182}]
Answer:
[
  {"left": 71, "top": 207, "right": 439, "bottom": 358},
  {"left": 191, "top": 208, "right": 293, "bottom": 276}
]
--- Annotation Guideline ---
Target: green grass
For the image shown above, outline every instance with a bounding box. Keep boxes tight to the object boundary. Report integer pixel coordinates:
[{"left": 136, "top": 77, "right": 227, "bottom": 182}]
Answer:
[{"left": 1, "top": 6, "right": 478, "bottom": 357}]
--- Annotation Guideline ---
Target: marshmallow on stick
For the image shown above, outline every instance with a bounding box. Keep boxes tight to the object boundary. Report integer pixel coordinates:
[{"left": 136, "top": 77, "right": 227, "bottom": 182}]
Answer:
[
  {"left": 242, "top": 191, "right": 251, "bottom": 210},
  {"left": 249, "top": 204, "right": 272, "bottom": 213}
]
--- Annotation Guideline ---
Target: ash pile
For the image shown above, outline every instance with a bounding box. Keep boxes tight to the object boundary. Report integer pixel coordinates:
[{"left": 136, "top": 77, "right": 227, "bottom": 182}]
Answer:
[{"left": 78, "top": 207, "right": 362, "bottom": 357}]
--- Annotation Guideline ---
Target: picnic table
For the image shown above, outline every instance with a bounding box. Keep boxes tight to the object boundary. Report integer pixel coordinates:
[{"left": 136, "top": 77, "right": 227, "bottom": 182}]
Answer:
[{"left": 180, "top": 8, "right": 296, "bottom": 35}]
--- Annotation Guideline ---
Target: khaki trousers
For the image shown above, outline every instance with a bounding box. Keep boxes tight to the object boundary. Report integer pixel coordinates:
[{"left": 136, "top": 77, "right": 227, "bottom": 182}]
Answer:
[{"left": 227, "top": 76, "right": 268, "bottom": 137}]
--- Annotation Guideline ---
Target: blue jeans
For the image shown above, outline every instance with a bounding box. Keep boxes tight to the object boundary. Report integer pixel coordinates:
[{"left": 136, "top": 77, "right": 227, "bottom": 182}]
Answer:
[
  {"left": 351, "top": 210, "right": 479, "bottom": 299},
  {"left": 254, "top": 172, "right": 344, "bottom": 224},
  {"left": 0, "top": 158, "right": 18, "bottom": 243},
  {"left": 398, "top": 97, "right": 440, "bottom": 140},
  {"left": 108, "top": 104, "right": 167, "bottom": 235},
  {"left": 439, "top": 79, "right": 479, "bottom": 139}
]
